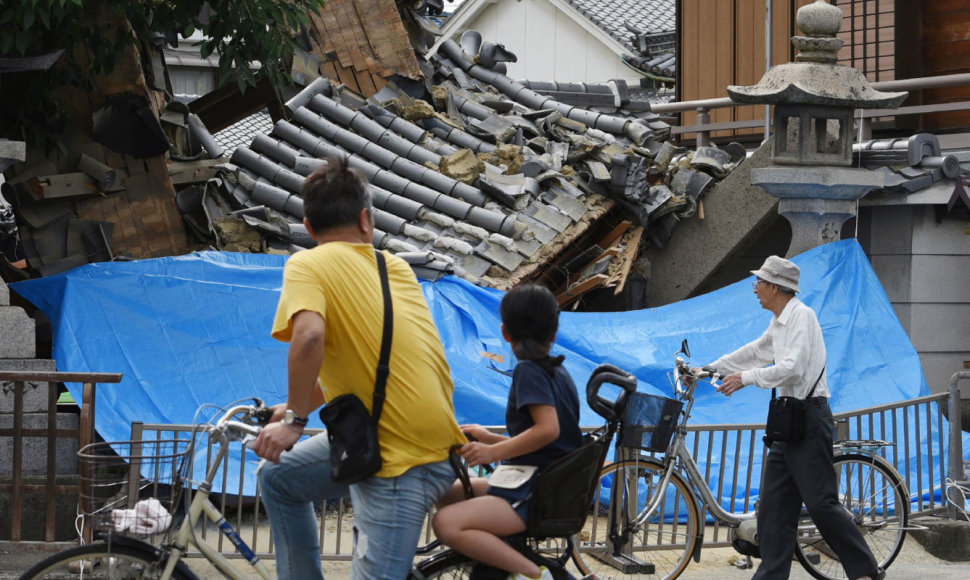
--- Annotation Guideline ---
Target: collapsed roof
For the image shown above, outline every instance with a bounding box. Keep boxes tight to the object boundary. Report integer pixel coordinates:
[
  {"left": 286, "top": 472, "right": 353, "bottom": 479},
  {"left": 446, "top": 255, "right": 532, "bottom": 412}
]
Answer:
[{"left": 180, "top": 31, "right": 741, "bottom": 303}]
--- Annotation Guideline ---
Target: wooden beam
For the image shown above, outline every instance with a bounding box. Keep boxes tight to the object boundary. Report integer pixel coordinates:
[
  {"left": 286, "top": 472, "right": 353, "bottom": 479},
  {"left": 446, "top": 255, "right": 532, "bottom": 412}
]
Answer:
[
  {"left": 613, "top": 226, "right": 645, "bottom": 296},
  {"left": 598, "top": 220, "right": 632, "bottom": 250},
  {"left": 168, "top": 159, "right": 225, "bottom": 186},
  {"left": 30, "top": 173, "right": 100, "bottom": 199},
  {"left": 502, "top": 197, "right": 617, "bottom": 290},
  {"left": 556, "top": 274, "right": 609, "bottom": 306}
]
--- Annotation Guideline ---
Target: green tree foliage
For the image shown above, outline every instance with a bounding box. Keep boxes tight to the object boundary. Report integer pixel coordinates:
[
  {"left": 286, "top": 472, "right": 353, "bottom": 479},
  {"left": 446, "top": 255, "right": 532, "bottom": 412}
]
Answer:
[{"left": 0, "top": 0, "right": 327, "bottom": 152}]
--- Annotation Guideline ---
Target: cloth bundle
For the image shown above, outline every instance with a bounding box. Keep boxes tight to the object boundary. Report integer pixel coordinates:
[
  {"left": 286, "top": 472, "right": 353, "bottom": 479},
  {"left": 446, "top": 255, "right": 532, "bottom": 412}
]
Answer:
[{"left": 111, "top": 497, "right": 172, "bottom": 534}]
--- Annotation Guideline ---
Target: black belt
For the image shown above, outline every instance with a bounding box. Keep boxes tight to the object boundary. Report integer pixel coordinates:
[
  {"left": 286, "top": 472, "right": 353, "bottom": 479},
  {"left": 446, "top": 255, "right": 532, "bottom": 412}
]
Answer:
[{"left": 805, "top": 396, "right": 828, "bottom": 406}]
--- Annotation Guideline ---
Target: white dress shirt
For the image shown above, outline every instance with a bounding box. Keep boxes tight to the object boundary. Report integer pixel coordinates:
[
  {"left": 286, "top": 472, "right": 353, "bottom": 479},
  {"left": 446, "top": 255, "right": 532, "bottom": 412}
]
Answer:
[{"left": 710, "top": 297, "right": 829, "bottom": 399}]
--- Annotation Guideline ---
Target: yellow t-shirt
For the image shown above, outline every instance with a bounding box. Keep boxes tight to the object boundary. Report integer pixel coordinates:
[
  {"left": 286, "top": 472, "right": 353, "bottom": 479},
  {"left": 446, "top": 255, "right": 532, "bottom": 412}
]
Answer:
[{"left": 272, "top": 242, "right": 466, "bottom": 478}]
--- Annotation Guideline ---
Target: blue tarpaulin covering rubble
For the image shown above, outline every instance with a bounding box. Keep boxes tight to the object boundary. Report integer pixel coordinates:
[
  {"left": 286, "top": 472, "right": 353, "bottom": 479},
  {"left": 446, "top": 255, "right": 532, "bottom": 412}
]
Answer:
[{"left": 12, "top": 239, "right": 968, "bottom": 509}]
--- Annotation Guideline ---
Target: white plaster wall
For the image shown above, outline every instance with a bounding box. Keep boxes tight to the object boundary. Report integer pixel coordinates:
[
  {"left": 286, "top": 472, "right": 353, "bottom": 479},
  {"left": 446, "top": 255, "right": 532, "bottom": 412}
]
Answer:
[{"left": 460, "top": 1, "right": 632, "bottom": 83}]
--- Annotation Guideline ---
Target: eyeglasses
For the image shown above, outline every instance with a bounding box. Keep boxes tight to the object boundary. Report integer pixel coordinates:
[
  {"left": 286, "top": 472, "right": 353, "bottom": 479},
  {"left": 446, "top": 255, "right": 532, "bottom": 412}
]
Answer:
[{"left": 751, "top": 279, "right": 767, "bottom": 290}]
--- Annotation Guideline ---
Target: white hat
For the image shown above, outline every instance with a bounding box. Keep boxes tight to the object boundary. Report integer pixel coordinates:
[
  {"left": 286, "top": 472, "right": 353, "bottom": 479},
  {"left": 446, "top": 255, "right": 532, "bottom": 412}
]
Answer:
[{"left": 751, "top": 255, "right": 800, "bottom": 293}]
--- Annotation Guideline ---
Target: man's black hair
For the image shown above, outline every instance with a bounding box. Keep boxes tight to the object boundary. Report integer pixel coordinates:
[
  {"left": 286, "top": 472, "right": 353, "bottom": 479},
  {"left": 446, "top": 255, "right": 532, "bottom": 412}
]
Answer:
[{"left": 301, "top": 155, "right": 372, "bottom": 234}]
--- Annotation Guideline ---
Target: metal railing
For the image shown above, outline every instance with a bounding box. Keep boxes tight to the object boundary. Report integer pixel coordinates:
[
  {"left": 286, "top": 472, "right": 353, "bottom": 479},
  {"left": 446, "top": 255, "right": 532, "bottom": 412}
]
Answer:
[
  {"left": 0, "top": 370, "right": 122, "bottom": 543},
  {"left": 125, "top": 389, "right": 958, "bottom": 561},
  {"left": 655, "top": 72, "right": 970, "bottom": 146}
]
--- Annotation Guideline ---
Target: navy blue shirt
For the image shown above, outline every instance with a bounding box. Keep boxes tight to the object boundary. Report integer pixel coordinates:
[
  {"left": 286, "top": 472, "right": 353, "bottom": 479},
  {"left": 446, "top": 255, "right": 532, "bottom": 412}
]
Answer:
[{"left": 505, "top": 360, "right": 583, "bottom": 468}]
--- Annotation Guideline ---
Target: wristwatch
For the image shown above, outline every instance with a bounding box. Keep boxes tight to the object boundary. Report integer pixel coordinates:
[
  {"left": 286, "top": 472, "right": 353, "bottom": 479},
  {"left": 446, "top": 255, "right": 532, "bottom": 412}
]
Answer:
[{"left": 283, "top": 409, "right": 309, "bottom": 428}]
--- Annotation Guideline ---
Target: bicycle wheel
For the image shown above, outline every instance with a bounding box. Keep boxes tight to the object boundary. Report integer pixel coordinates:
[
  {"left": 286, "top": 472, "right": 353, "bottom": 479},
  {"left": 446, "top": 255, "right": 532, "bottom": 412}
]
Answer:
[
  {"left": 408, "top": 550, "right": 476, "bottom": 579},
  {"left": 571, "top": 458, "right": 700, "bottom": 580},
  {"left": 19, "top": 539, "right": 197, "bottom": 579},
  {"left": 794, "top": 453, "right": 909, "bottom": 580}
]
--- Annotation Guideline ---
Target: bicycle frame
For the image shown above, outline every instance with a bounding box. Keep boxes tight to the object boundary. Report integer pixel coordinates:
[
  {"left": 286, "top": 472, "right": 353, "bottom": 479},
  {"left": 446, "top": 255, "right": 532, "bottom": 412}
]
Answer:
[
  {"left": 157, "top": 407, "right": 273, "bottom": 580},
  {"left": 628, "top": 359, "right": 753, "bottom": 531}
]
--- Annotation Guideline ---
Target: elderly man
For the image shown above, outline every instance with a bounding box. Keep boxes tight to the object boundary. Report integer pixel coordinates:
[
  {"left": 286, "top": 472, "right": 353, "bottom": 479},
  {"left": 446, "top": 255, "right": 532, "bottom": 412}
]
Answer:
[{"left": 708, "top": 255, "right": 883, "bottom": 580}]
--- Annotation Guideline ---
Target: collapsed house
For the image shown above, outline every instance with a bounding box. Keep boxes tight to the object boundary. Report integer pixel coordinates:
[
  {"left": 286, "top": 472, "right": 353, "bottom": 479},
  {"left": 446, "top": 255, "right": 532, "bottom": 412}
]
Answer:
[
  {"left": 190, "top": 34, "right": 742, "bottom": 301},
  {"left": 0, "top": 1, "right": 741, "bottom": 309}
]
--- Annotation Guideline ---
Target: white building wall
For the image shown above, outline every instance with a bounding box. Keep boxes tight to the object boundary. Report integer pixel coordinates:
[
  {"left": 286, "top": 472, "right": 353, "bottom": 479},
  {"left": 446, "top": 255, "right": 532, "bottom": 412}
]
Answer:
[{"left": 459, "top": 1, "right": 632, "bottom": 83}]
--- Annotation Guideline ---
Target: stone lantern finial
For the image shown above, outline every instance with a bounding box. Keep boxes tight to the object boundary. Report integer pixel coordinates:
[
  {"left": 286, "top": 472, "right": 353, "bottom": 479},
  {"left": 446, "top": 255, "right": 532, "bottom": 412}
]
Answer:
[{"left": 793, "top": 0, "right": 843, "bottom": 64}]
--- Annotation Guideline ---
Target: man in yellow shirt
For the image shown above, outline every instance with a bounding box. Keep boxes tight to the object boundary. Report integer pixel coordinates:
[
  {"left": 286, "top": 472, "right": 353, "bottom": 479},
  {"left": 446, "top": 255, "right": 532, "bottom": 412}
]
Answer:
[{"left": 252, "top": 155, "right": 466, "bottom": 580}]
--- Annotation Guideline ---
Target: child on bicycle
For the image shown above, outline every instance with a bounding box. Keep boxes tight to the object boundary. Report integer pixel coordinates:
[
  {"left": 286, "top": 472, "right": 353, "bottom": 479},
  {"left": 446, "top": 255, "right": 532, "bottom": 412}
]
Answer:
[{"left": 433, "top": 283, "right": 584, "bottom": 580}]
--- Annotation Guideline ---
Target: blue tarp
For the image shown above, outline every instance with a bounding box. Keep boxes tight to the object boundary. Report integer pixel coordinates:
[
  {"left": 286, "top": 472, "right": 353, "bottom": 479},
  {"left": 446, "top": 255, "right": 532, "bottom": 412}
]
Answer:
[{"left": 12, "top": 239, "right": 968, "bottom": 503}]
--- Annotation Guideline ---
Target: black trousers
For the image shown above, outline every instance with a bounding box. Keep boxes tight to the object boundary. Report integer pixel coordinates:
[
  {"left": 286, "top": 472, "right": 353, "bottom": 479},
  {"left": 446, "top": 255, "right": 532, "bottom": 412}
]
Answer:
[{"left": 752, "top": 401, "right": 879, "bottom": 580}]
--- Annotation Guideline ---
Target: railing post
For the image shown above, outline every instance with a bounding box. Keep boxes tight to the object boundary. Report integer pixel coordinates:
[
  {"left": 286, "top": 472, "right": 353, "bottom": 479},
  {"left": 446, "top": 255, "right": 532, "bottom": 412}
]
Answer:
[
  {"left": 695, "top": 107, "right": 711, "bottom": 147},
  {"left": 948, "top": 371, "right": 969, "bottom": 519},
  {"left": 44, "top": 380, "right": 58, "bottom": 541},
  {"left": 11, "top": 380, "right": 24, "bottom": 542}
]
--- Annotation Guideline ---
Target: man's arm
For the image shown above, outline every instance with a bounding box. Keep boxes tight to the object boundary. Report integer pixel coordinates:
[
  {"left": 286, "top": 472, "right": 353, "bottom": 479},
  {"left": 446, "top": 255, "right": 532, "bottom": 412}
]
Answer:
[
  {"left": 711, "top": 331, "right": 773, "bottom": 375},
  {"left": 253, "top": 310, "right": 326, "bottom": 463},
  {"left": 285, "top": 310, "right": 327, "bottom": 418},
  {"left": 714, "top": 331, "right": 773, "bottom": 396}
]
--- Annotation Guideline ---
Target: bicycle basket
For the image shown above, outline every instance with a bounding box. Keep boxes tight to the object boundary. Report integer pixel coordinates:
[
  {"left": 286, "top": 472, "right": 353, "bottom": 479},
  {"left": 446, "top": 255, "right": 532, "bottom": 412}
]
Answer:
[
  {"left": 77, "top": 439, "right": 191, "bottom": 538},
  {"left": 618, "top": 392, "right": 683, "bottom": 452}
]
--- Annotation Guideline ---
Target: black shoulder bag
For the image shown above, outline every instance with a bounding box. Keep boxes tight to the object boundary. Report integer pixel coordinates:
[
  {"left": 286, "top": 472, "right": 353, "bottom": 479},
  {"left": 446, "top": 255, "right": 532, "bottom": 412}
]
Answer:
[
  {"left": 319, "top": 250, "right": 392, "bottom": 484},
  {"left": 764, "top": 365, "right": 825, "bottom": 444}
]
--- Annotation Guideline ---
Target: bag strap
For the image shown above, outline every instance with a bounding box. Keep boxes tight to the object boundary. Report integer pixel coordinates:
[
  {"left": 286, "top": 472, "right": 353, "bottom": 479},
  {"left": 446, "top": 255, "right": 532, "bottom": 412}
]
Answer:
[
  {"left": 771, "top": 365, "right": 826, "bottom": 401},
  {"left": 805, "top": 365, "right": 825, "bottom": 399},
  {"left": 372, "top": 250, "right": 393, "bottom": 421}
]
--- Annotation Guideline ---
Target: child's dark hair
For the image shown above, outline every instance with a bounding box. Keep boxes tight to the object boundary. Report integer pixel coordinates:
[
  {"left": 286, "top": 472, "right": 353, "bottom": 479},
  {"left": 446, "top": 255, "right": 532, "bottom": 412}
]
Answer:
[{"left": 500, "top": 283, "right": 565, "bottom": 376}]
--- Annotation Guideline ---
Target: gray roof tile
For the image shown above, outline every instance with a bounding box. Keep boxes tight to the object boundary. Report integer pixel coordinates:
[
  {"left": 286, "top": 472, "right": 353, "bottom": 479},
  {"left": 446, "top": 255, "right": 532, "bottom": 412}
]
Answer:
[{"left": 567, "top": 0, "right": 675, "bottom": 52}]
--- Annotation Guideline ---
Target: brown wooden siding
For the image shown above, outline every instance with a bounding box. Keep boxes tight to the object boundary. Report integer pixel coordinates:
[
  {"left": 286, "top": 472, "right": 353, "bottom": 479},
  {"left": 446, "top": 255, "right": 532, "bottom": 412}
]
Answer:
[
  {"left": 910, "top": 0, "right": 970, "bottom": 129},
  {"left": 679, "top": 0, "right": 969, "bottom": 137},
  {"left": 679, "top": 0, "right": 809, "bottom": 140}
]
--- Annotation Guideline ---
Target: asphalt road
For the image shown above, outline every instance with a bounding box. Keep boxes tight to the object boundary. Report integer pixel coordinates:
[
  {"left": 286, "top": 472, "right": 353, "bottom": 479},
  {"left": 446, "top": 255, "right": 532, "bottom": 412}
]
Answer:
[{"left": 3, "top": 536, "right": 970, "bottom": 579}]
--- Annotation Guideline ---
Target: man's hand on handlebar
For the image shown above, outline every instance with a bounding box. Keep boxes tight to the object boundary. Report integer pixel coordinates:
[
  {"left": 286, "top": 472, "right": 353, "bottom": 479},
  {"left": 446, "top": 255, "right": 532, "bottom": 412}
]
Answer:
[{"left": 252, "top": 420, "right": 303, "bottom": 464}]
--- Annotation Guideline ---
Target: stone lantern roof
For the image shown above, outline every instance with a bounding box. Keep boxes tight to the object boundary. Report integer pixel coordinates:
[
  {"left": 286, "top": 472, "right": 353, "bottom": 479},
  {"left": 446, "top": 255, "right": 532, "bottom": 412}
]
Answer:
[{"left": 727, "top": 0, "right": 906, "bottom": 110}]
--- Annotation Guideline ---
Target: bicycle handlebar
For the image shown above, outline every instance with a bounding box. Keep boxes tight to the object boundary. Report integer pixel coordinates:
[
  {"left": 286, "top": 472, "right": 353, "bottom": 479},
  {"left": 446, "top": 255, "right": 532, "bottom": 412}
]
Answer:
[
  {"left": 674, "top": 354, "right": 725, "bottom": 396},
  {"left": 211, "top": 398, "right": 274, "bottom": 440}
]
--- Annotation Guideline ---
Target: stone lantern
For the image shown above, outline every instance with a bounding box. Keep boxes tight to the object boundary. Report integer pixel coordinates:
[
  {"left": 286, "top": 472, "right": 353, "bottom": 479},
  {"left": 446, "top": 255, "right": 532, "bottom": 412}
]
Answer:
[{"left": 727, "top": 0, "right": 908, "bottom": 257}]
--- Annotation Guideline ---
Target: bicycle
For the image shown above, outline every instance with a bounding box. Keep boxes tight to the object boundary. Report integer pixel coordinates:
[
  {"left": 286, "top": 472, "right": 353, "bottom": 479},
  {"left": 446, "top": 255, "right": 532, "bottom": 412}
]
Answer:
[
  {"left": 20, "top": 364, "right": 641, "bottom": 580},
  {"left": 20, "top": 399, "right": 276, "bottom": 579},
  {"left": 570, "top": 339, "right": 911, "bottom": 580}
]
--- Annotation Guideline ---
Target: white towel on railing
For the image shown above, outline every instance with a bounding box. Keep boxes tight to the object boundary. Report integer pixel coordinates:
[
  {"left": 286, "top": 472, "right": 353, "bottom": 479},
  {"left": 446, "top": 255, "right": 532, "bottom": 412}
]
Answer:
[{"left": 112, "top": 497, "right": 172, "bottom": 534}]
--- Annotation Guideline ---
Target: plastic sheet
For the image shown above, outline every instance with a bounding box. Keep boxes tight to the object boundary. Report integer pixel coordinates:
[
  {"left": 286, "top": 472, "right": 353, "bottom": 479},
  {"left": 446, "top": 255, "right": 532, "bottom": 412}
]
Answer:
[{"left": 13, "top": 239, "right": 966, "bottom": 499}]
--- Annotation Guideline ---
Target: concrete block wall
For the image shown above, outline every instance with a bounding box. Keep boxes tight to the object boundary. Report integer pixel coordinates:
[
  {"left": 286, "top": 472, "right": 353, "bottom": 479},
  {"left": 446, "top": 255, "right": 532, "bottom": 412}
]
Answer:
[
  {"left": 859, "top": 204, "right": 970, "bottom": 395},
  {"left": 0, "top": 277, "right": 78, "bottom": 540},
  {"left": 644, "top": 141, "right": 780, "bottom": 306}
]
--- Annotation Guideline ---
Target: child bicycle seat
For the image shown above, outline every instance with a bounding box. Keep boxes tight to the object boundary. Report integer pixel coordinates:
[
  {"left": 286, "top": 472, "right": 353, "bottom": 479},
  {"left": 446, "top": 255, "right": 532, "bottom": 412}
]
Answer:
[
  {"left": 528, "top": 364, "right": 637, "bottom": 538},
  {"left": 528, "top": 433, "right": 612, "bottom": 538}
]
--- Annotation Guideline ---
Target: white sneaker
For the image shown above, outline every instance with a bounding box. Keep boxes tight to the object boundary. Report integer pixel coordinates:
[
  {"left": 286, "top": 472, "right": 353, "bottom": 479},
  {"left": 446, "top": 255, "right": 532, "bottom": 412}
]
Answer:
[{"left": 508, "top": 565, "right": 553, "bottom": 580}]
